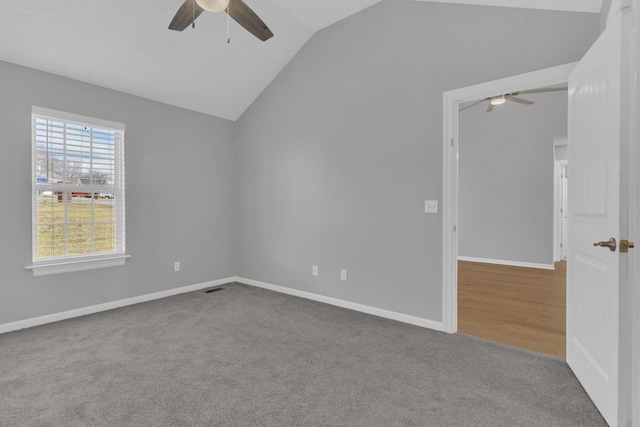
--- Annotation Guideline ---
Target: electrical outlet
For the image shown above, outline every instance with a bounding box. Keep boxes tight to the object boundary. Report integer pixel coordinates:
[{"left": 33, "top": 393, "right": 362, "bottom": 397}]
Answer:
[
  {"left": 341, "top": 269, "right": 347, "bottom": 281},
  {"left": 174, "top": 261, "right": 180, "bottom": 272},
  {"left": 312, "top": 265, "right": 318, "bottom": 277}
]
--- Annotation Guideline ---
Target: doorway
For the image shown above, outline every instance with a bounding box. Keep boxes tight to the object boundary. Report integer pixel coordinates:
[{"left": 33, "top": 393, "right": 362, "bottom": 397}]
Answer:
[
  {"left": 443, "top": 4, "right": 636, "bottom": 422},
  {"left": 441, "top": 63, "right": 576, "bottom": 344},
  {"left": 453, "top": 79, "right": 569, "bottom": 357}
]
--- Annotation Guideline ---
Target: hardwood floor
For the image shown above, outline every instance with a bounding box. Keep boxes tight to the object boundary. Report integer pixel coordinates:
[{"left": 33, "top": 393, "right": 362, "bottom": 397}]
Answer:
[{"left": 458, "top": 260, "right": 566, "bottom": 358}]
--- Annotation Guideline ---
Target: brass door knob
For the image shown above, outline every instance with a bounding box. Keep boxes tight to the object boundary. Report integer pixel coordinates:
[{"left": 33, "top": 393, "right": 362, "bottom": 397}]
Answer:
[{"left": 593, "top": 238, "right": 616, "bottom": 252}]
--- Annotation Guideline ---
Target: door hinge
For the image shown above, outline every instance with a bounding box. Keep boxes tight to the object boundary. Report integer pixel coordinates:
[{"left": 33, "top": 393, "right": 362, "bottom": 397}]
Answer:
[
  {"left": 453, "top": 225, "right": 457, "bottom": 232},
  {"left": 450, "top": 139, "right": 454, "bottom": 147},
  {"left": 620, "top": 240, "right": 635, "bottom": 253}
]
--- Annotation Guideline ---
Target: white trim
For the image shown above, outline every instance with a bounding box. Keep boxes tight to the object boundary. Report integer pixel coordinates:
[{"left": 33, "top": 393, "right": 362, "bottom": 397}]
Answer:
[
  {"left": 631, "top": 1, "right": 639, "bottom": 424},
  {"left": 442, "top": 63, "right": 576, "bottom": 334},
  {"left": 442, "top": 92, "right": 459, "bottom": 334},
  {"left": 554, "top": 159, "right": 561, "bottom": 262},
  {"left": 411, "top": 0, "right": 602, "bottom": 13},
  {"left": 620, "top": 1, "right": 638, "bottom": 424},
  {"left": 26, "top": 254, "right": 132, "bottom": 276},
  {"left": 0, "top": 275, "right": 444, "bottom": 336},
  {"left": 0, "top": 277, "right": 235, "bottom": 335},
  {"left": 554, "top": 151, "right": 568, "bottom": 263},
  {"left": 457, "top": 256, "right": 555, "bottom": 270},
  {"left": 236, "top": 277, "right": 445, "bottom": 332}
]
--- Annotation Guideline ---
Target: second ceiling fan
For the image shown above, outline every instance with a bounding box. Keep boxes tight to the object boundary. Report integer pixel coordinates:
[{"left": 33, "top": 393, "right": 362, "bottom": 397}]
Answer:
[
  {"left": 169, "top": 0, "right": 273, "bottom": 42},
  {"left": 460, "top": 87, "right": 567, "bottom": 113}
]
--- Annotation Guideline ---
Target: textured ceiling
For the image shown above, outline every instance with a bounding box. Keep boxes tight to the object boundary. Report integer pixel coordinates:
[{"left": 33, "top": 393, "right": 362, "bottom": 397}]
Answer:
[{"left": 0, "top": 0, "right": 600, "bottom": 121}]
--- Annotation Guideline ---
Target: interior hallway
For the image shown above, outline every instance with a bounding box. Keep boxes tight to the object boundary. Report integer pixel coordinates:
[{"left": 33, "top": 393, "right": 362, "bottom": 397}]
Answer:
[{"left": 458, "top": 260, "right": 566, "bottom": 358}]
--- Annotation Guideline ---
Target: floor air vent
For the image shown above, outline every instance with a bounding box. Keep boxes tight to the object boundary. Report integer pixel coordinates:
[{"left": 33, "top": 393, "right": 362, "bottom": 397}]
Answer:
[{"left": 204, "top": 288, "right": 224, "bottom": 294}]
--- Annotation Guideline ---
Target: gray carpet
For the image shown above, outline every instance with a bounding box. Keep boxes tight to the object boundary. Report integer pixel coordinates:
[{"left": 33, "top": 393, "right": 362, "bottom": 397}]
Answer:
[{"left": 0, "top": 282, "right": 606, "bottom": 426}]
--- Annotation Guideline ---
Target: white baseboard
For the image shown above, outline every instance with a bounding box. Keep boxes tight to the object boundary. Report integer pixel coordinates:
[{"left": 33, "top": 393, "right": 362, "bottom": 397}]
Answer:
[
  {"left": 0, "top": 277, "right": 235, "bottom": 335},
  {"left": 457, "top": 256, "right": 555, "bottom": 270},
  {"left": 1, "top": 276, "right": 444, "bottom": 335},
  {"left": 235, "top": 276, "right": 444, "bottom": 332}
]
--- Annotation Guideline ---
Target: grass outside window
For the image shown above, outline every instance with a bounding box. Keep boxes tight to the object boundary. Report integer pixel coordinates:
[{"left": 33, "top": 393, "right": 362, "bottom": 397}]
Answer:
[{"left": 36, "top": 194, "right": 116, "bottom": 259}]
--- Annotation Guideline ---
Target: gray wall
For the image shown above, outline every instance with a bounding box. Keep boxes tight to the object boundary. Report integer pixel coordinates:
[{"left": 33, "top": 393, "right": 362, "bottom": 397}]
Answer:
[
  {"left": 458, "top": 90, "right": 568, "bottom": 265},
  {"left": 0, "top": 61, "right": 236, "bottom": 325},
  {"left": 234, "top": 0, "right": 599, "bottom": 321},
  {"left": 0, "top": 1, "right": 601, "bottom": 327}
]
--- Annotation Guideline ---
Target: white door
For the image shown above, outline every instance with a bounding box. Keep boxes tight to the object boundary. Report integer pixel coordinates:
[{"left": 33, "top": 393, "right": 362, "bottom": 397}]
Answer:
[{"left": 567, "top": 11, "right": 621, "bottom": 426}]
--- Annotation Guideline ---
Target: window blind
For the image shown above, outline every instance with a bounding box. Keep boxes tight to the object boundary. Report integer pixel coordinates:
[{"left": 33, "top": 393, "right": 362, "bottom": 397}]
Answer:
[{"left": 31, "top": 107, "right": 125, "bottom": 262}]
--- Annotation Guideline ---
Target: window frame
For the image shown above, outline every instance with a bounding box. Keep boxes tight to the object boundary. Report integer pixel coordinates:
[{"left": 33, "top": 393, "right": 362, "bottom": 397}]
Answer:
[{"left": 27, "top": 106, "right": 129, "bottom": 276}]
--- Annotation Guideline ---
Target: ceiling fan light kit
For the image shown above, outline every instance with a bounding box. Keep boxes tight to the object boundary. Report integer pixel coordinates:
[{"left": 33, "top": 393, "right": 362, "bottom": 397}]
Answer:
[
  {"left": 196, "top": 0, "right": 229, "bottom": 13},
  {"left": 490, "top": 96, "right": 506, "bottom": 106}
]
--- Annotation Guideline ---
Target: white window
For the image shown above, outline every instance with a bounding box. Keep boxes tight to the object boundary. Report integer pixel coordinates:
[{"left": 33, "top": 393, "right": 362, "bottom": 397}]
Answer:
[{"left": 28, "top": 107, "right": 128, "bottom": 276}]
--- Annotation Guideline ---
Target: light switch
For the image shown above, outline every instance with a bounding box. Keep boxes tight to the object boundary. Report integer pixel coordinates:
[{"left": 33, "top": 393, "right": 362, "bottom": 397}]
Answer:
[{"left": 425, "top": 200, "right": 439, "bottom": 214}]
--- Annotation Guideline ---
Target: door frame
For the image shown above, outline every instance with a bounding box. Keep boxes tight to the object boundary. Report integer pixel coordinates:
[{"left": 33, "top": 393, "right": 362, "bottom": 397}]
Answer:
[
  {"left": 554, "top": 158, "right": 568, "bottom": 261},
  {"left": 553, "top": 137, "right": 569, "bottom": 262},
  {"left": 441, "top": 62, "right": 577, "bottom": 334},
  {"left": 632, "top": 1, "right": 640, "bottom": 423},
  {"left": 618, "top": 0, "right": 638, "bottom": 424}
]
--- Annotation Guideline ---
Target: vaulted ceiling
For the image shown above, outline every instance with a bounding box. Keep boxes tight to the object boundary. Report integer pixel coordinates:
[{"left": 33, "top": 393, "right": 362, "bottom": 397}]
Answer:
[{"left": 0, "top": 0, "right": 602, "bottom": 121}]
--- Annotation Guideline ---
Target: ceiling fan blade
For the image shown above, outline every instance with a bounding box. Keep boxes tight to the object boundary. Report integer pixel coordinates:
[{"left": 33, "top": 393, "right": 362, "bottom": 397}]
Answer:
[
  {"left": 459, "top": 99, "right": 485, "bottom": 112},
  {"left": 518, "top": 87, "right": 568, "bottom": 95},
  {"left": 486, "top": 103, "right": 494, "bottom": 113},
  {"left": 508, "top": 96, "right": 534, "bottom": 105},
  {"left": 169, "top": 0, "right": 204, "bottom": 31},
  {"left": 227, "top": 0, "right": 274, "bottom": 41}
]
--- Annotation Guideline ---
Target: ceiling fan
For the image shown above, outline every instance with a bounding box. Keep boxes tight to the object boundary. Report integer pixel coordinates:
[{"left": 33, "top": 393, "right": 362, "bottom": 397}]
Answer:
[
  {"left": 459, "top": 87, "right": 567, "bottom": 113},
  {"left": 169, "top": 0, "right": 273, "bottom": 42}
]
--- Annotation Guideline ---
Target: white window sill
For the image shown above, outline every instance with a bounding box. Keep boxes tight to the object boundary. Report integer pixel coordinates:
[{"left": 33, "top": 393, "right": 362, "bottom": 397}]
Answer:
[{"left": 26, "top": 254, "right": 131, "bottom": 276}]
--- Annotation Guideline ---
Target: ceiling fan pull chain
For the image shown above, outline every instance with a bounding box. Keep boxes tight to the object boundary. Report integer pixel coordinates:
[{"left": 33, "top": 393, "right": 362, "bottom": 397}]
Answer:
[
  {"left": 227, "top": 5, "right": 231, "bottom": 43},
  {"left": 192, "top": 0, "right": 196, "bottom": 29}
]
